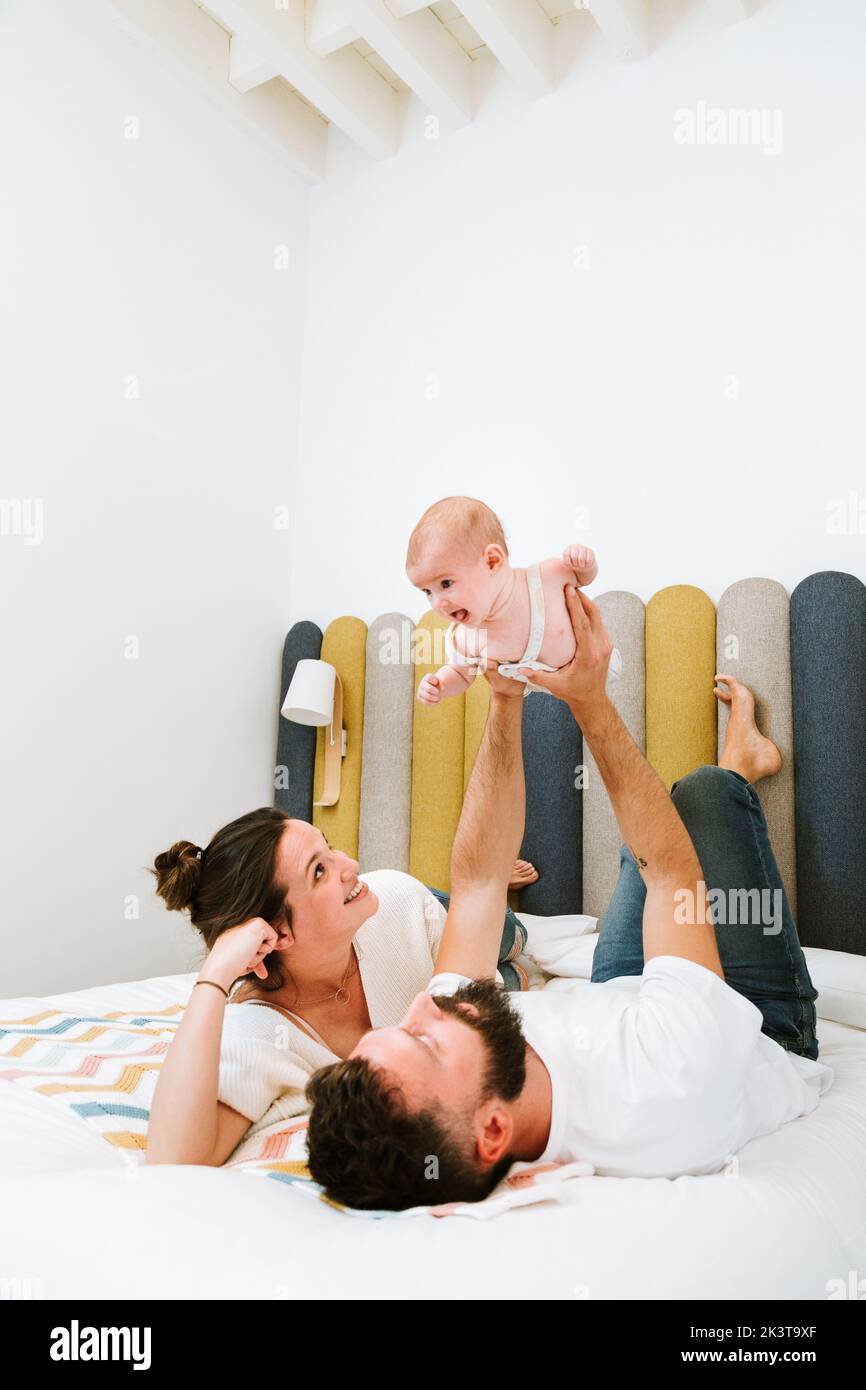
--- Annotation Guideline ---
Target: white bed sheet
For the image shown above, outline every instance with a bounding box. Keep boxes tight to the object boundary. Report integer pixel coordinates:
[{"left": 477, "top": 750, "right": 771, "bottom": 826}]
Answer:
[{"left": 1, "top": 969, "right": 865, "bottom": 1300}]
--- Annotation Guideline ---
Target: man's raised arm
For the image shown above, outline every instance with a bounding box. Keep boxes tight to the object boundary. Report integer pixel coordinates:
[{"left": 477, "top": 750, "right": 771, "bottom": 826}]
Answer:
[
  {"left": 433, "top": 685, "right": 526, "bottom": 980},
  {"left": 522, "top": 586, "right": 723, "bottom": 980}
]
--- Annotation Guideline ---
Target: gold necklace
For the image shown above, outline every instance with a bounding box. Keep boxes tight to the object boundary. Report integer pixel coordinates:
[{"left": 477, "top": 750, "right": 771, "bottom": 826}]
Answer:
[{"left": 293, "top": 950, "right": 360, "bottom": 1008}]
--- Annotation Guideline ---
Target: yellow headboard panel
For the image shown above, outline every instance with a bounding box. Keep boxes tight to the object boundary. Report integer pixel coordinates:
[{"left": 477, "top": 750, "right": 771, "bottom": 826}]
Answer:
[
  {"left": 645, "top": 585, "right": 717, "bottom": 789},
  {"left": 408, "top": 613, "right": 465, "bottom": 891}
]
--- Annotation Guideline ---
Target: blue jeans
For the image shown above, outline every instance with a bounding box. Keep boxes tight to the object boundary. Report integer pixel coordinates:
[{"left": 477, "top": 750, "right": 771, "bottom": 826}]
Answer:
[
  {"left": 424, "top": 887, "right": 527, "bottom": 991},
  {"left": 591, "top": 766, "right": 820, "bottom": 1060}
]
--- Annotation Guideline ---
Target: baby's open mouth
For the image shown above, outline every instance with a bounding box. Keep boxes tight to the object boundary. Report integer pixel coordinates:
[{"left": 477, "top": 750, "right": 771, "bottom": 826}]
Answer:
[{"left": 451, "top": 608, "right": 469, "bottom": 622}]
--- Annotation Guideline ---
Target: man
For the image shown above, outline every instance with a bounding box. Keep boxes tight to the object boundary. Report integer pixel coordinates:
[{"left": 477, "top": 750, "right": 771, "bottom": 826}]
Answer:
[{"left": 306, "top": 586, "right": 832, "bottom": 1210}]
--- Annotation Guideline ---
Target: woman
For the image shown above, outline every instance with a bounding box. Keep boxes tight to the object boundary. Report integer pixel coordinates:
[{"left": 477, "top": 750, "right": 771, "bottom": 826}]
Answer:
[{"left": 145, "top": 808, "right": 537, "bottom": 1167}]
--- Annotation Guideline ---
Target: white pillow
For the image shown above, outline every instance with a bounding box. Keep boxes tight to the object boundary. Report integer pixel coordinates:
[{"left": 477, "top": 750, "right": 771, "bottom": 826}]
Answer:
[
  {"left": 803, "top": 947, "right": 866, "bottom": 1030},
  {"left": 515, "top": 913, "right": 599, "bottom": 979},
  {"left": 515, "top": 911, "right": 599, "bottom": 939}
]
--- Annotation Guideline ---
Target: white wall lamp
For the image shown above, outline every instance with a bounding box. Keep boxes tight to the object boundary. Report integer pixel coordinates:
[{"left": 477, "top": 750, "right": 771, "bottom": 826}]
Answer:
[{"left": 280, "top": 659, "right": 346, "bottom": 807}]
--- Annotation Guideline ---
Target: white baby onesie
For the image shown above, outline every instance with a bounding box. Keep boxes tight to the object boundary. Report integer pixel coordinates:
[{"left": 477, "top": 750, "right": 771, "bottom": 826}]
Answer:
[{"left": 444, "top": 563, "right": 623, "bottom": 697}]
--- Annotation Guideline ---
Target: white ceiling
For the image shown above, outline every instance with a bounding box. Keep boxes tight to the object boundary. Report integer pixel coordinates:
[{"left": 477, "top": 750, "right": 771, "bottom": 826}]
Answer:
[{"left": 106, "top": 0, "right": 760, "bottom": 183}]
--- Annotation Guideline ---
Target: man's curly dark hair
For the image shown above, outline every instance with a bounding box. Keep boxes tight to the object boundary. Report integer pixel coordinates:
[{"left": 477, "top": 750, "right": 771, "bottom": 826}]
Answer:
[{"left": 305, "top": 1057, "right": 513, "bottom": 1211}]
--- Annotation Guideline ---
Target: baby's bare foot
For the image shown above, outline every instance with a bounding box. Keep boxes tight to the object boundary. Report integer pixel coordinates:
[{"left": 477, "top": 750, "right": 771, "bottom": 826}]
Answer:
[
  {"left": 714, "top": 675, "right": 782, "bottom": 783},
  {"left": 509, "top": 859, "right": 539, "bottom": 889}
]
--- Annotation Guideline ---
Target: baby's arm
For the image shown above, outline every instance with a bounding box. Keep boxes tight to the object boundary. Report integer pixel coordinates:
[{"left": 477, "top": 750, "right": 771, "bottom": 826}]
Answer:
[
  {"left": 417, "top": 623, "right": 482, "bottom": 704},
  {"left": 418, "top": 664, "right": 476, "bottom": 705},
  {"left": 562, "top": 543, "right": 599, "bottom": 586}
]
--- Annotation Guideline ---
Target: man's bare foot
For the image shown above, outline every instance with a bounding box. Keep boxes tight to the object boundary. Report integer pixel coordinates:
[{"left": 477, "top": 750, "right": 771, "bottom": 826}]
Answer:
[
  {"left": 509, "top": 859, "right": 539, "bottom": 889},
  {"left": 714, "top": 675, "right": 782, "bottom": 783}
]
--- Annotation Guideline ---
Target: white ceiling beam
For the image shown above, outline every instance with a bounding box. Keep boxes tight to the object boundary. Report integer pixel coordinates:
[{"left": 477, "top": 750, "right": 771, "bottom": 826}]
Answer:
[
  {"left": 344, "top": 0, "right": 475, "bottom": 128},
  {"left": 305, "top": 0, "right": 359, "bottom": 58},
  {"left": 456, "top": 0, "right": 554, "bottom": 99},
  {"left": 107, "top": 0, "right": 326, "bottom": 182},
  {"left": 200, "top": 0, "right": 400, "bottom": 157},
  {"left": 704, "top": 0, "right": 757, "bottom": 22},
  {"left": 586, "top": 0, "right": 651, "bottom": 61},
  {"left": 386, "top": 0, "right": 430, "bottom": 14},
  {"left": 228, "top": 33, "right": 279, "bottom": 90}
]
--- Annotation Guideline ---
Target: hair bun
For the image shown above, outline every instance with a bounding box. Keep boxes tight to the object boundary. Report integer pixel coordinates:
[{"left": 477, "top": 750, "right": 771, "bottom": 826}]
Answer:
[{"left": 151, "top": 839, "right": 203, "bottom": 913}]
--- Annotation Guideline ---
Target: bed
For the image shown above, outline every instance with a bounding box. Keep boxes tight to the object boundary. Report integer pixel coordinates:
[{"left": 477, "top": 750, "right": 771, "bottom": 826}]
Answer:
[
  {"left": 1, "top": 940, "right": 865, "bottom": 1300},
  {"left": 3, "top": 569, "right": 865, "bottom": 1299}
]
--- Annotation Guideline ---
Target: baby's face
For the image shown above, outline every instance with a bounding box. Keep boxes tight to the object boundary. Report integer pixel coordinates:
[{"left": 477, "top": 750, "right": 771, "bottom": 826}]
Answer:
[{"left": 407, "top": 544, "right": 504, "bottom": 627}]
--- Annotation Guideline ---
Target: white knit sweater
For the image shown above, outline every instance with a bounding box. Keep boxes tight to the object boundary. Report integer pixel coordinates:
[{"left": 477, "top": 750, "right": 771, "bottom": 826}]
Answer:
[{"left": 218, "top": 869, "right": 449, "bottom": 1147}]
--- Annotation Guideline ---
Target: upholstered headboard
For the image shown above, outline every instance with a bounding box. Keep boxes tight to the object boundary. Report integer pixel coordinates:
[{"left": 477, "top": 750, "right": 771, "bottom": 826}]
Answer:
[{"left": 274, "top": 571, "right": 866, "bottom": 956}]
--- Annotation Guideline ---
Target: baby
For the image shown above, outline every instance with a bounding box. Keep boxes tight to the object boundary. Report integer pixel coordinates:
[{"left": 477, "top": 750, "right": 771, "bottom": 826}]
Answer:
[{"left": 406, "top": 496, "right": 621, "bottom": 704}]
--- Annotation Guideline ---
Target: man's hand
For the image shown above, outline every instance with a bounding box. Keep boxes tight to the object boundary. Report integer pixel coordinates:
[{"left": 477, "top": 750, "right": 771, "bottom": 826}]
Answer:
[
  {"left": 481, "top": 661, "right": 527, "bottom": 698},
  {"left": 517, "top": 584, "right": 613, "bottom": 714}
]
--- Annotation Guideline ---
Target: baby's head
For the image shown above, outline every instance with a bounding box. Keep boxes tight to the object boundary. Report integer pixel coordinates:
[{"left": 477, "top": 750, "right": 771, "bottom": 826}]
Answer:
[{"left": 406, "top": 496, "right": 509, "bottom": 627}]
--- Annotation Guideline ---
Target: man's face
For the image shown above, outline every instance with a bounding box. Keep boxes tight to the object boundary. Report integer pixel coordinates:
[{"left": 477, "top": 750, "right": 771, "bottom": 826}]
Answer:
[{"left": 349, "top": 981, "right": 527, "bottom": 1142}]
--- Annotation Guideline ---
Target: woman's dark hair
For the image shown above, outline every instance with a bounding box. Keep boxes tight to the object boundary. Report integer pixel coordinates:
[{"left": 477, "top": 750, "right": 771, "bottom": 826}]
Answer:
[{"left": 150, "top": 807, "right": 293, "bottom": 991}]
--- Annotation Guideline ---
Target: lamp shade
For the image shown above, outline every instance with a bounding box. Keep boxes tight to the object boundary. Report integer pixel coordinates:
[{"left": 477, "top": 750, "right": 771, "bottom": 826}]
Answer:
[{"left": 281, "top": 659, "right": 336, "bottom": 727}]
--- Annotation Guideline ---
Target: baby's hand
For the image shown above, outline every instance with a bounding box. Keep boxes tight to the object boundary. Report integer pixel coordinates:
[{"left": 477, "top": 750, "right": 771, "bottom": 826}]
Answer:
[
  {"left": 417, "top": 673, "right": 443, "bottom": 705},
  {"left": 563, "top": 543, "right": 598, "bottom": 586}
]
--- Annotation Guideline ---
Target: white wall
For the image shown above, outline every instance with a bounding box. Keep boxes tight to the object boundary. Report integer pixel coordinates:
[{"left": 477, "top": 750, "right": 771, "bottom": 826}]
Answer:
[
  {"left": 292, "top": 0, "right": 866, "bottom": 631},
  {"left": 3, "top": 0, "right": 864, "bottom": 998},
  {"left": 0, "top": 0, "right": 309, "bottom": 995}
]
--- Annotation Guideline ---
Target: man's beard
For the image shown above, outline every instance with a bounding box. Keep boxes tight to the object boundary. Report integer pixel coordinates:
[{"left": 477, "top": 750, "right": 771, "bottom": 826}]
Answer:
[{"left": 434, "top": 978, "right": 527, "bottom": 1103}]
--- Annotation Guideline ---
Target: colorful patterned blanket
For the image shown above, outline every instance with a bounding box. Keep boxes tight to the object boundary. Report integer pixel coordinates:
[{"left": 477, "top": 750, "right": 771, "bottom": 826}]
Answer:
[{"left": 0, "top": 1002, "right": 182, "bottom": 1153}]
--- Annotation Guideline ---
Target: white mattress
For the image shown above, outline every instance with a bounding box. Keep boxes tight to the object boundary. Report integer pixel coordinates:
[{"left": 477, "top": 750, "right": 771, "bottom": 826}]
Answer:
[{"left": 1, "top": 969, "right": 865, "bottom": 1300}]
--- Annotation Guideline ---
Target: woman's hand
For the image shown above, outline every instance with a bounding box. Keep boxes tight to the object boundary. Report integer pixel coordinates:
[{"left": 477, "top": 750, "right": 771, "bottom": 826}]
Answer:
[
  {"left": 201, "top": 916, "right": 290, "bottom": 988},
  {"left": 517, "top": 584, "right": 613, "bottom": 713},
  {"left": 150, "top": 918, "right": 285, "bottom": 1167}
]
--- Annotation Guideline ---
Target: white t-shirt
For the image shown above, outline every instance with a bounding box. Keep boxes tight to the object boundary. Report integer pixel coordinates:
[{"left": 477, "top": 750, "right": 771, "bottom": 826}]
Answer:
[{"left": 428, "top": 955, "right": 834, "bottom": 1179}]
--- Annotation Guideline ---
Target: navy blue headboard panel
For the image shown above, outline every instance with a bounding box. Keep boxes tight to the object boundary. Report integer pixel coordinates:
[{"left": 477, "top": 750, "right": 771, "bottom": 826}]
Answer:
[
  {"left": 791, "top": 571, "right": 866, "bottom": 952},
  {"left": 274, "top": 621, "right": 322, "bottom": 823}
]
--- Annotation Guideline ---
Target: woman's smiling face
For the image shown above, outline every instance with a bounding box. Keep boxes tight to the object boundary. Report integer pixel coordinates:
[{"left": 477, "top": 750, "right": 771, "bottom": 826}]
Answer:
[{"left": 271, "top": 821, "right": 378, "bottom": 953}]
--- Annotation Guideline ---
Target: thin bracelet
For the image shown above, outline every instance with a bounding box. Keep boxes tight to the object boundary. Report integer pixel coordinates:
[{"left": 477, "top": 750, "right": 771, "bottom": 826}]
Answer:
[{"left": 194, "top": 978, "right": 229, "bottom": 999}]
